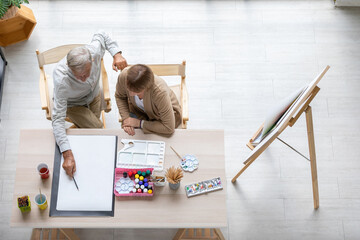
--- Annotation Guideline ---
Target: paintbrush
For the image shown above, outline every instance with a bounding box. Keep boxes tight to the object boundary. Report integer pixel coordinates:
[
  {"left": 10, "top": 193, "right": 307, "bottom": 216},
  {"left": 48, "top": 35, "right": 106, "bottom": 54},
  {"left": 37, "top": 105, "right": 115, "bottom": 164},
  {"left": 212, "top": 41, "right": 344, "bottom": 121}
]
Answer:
[
  {"left": 170, "top": 146, "right": 183, "bottom": 161},
  {"left": 39, "top": 188, "right": 42, "bottom": 203}
]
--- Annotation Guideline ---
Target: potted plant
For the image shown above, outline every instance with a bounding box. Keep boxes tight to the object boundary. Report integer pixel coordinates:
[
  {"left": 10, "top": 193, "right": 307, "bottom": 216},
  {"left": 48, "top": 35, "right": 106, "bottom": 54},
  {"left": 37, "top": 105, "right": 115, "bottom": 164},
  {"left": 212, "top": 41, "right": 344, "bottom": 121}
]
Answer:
[
  {"left": 165, "top": 166, "right": 183, "bottom": 190},
  {"left": 0, "top": 0, "right": 36, "bottom": 47}
]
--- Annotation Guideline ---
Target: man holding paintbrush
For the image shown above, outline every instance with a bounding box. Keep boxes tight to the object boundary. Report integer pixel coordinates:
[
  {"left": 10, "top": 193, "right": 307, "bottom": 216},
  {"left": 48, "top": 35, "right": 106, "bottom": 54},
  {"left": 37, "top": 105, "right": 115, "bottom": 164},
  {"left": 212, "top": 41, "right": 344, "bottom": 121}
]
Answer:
[{"left": 52, "top": 31, "right": 127, "bottom": 177}]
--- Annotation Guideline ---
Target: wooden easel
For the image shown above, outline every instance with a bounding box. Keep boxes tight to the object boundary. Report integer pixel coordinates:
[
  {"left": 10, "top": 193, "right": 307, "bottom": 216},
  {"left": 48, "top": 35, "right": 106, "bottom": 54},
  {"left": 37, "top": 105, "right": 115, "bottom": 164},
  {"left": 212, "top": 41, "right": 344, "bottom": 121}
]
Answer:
[{"left": 232, "top": 86, "right": 321, "bottom": 209}]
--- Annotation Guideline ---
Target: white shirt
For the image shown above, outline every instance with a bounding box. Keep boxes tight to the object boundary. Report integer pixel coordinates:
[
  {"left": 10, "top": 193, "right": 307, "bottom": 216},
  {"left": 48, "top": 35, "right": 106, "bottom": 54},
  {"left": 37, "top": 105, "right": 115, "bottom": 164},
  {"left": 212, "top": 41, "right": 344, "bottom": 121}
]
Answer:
[
  {"left": 134, "top": 95, "right": 145, "bottom": 112},
  {"left": 52, "top": 31, "right": 122, "bottom": 152}
]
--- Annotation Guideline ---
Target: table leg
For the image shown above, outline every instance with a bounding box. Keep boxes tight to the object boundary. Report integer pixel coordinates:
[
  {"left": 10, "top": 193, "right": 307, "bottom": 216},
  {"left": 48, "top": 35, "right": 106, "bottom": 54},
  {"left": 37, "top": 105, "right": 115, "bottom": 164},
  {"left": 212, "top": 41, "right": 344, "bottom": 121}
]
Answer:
[
  {"left": 31, "top": 228, "right": 41, "bottom": 240},
  {"left": 173, "top": 228, "right": 225, "bottom": 239},
  {"left": 51, "top": 229, "right": 58, "bottom": 240},
  {"left": 173, "top": 229, "right": 186, "bottom": 240},
  {"left": 214, "top": 228, "right": 225, "bottom": 240},
  {"left": 59, "top": 229, "right": 80, "bottom": 240}
]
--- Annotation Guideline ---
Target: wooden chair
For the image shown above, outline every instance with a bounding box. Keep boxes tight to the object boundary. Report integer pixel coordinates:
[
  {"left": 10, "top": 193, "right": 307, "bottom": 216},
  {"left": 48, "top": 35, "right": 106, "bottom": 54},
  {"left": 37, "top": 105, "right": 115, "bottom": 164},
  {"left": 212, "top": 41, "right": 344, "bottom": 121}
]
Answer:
[
  {"left": 36, "top": 44, "right": 111, "bottom": 128},
  {"left": 31, "top": 228, "right": 79, "bottom": 240},
  {"left": 173, "top": 228, "right": 225, "bottom": 240},
  {"left": 119, "top": 60, "right": 189, "bottom": 129}
]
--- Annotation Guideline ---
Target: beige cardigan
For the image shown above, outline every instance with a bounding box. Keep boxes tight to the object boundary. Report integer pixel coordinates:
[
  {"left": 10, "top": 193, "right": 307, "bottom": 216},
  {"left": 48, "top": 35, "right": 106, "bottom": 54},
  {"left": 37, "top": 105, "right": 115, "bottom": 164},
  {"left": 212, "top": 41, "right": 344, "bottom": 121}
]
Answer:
[{"left": 115, "top": 68, "right": 182, "bottom": 136}]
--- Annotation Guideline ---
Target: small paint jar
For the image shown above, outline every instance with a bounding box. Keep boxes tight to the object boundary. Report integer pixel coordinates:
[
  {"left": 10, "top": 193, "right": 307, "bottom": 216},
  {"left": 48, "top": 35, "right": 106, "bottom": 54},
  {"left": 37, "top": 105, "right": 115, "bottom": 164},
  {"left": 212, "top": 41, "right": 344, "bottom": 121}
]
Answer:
[
  {"left": 17, "top": 195, "right": 31, "bottom": 212},
  {"left": 34, "top": 193, "right": 48, "bottom": 210}
]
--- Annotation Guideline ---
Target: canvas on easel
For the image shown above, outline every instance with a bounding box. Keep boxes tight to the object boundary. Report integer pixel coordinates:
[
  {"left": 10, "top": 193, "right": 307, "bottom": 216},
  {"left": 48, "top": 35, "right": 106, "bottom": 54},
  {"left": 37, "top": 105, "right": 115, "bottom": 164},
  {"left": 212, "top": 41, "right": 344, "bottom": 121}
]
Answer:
[{"left": 232, "top": 66, "right": 330, "bottom": 209}]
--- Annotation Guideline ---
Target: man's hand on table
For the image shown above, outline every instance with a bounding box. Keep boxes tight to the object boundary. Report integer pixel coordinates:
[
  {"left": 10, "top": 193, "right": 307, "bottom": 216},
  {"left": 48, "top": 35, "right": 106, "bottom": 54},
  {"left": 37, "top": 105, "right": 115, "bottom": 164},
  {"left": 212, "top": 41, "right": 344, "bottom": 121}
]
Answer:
[{"left": 62, "top": 150, "right": 76, "bottom": 177}]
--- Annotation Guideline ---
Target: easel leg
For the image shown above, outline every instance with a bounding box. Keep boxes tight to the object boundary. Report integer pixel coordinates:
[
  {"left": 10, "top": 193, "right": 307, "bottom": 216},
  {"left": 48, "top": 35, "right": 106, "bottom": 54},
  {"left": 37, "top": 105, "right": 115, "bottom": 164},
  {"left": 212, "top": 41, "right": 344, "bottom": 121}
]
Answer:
[
  {"left": 231, "top": 159, "right": 255, "bottom": 183},
  {"left": 305, "top": 106, "right": 319, "bottom": 209}
]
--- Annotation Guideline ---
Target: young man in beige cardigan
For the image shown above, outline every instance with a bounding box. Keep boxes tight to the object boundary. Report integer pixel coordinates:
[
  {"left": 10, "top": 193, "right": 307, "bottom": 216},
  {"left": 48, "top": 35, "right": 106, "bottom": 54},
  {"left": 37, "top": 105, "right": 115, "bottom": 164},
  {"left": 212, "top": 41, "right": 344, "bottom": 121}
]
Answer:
[{"left": 115, "top": 64, "right": 181, "bottom": 136}]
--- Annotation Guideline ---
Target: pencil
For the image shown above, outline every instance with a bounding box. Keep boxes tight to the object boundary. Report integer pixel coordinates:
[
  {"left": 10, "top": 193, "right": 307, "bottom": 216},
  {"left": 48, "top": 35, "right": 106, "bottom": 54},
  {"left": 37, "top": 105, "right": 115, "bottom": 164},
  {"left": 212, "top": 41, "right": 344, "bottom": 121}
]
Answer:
[{"left": 72, "top": 176, "right": 79, "bottom": 191}]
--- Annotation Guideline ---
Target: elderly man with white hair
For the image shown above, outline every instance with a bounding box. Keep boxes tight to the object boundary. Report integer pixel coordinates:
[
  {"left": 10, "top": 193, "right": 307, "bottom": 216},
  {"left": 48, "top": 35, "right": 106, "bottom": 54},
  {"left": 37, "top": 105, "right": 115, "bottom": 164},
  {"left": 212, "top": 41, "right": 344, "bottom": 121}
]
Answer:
[{"left": 52, "top": 31, "right": 127, "bottom": 177}]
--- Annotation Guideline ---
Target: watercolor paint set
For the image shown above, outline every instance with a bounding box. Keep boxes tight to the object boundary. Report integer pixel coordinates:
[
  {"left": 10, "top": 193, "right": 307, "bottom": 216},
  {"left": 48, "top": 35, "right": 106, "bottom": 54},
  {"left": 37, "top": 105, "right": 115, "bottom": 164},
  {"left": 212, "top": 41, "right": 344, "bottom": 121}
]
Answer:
[{"left": 185, "top": 177, "right": 223, "bottom": 198}]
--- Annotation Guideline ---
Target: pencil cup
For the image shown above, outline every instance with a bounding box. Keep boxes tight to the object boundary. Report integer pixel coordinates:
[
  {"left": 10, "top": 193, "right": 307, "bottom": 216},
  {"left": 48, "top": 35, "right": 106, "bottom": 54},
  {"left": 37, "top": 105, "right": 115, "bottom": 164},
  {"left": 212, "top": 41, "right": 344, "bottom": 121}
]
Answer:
[
  {"left": 34, "top": 193, "right": 48, "bottom": 210},
  {"left": 169, "top": 182, "right": 180, "bottom": 190},
  {"left": 37, "top": 163, "right": 50, "bottom": 179},
  {"left": 17, "top": 195, "right": 31, "bottom": 212}
]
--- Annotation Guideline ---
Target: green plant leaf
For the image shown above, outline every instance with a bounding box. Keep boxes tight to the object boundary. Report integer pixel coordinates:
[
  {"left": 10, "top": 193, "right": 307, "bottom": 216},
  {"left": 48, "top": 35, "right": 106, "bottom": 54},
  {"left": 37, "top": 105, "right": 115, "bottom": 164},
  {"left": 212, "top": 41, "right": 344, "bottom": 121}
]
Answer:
[{"left": 0, "top": 0, "right": 29, "bottom": 18}]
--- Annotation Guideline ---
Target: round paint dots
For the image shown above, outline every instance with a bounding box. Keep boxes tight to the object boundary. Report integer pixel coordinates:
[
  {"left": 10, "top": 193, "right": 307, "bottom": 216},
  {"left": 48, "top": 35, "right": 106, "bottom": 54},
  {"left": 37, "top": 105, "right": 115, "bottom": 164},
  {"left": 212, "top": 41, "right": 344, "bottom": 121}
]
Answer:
[
  {"left": 128, "top": 172, "right": 133, "bottom": 178},
  {"left": 146, "top": 170, "right": 151, "bottom": 175},
  {"left": 137, "top": 170, "right": 142, "bottom": 175},
  {"left": 139, "top": 176, "right": 144, "bottom": 181},
  {"left": 135, "top": 178, "right": 139, "bottom": 183},
  {"left": 135, "top": 184, "right": 140, "bottom": 189},
  {"left": 143, "top": 188, "right": 148, "bottom": 193},
  {"left": 135, "top": 174, "right": 139, "bottom": 179},
  {"left": 148, "top": 189, "right": 153, "bottom": 194},
  {"left": 139, "top": 181, "right": 143, "bottom": 185},
  {"left": 142, "top": 172, "right": 146, "bottom": 177},
  {"left": 143, "top": 178, "right": 148, "bottom": 183},
  {"left": 140, "top": 185, "right": 145, "bottom": 190},
  {"left": 137, "top": 189, "right": 142, "bottom": 193},
  {"left": 144, "top": 183, "right": 148, "bottom": 187},
  {"left": 123, "top": 172, "right": 128, "bottom": 178}
]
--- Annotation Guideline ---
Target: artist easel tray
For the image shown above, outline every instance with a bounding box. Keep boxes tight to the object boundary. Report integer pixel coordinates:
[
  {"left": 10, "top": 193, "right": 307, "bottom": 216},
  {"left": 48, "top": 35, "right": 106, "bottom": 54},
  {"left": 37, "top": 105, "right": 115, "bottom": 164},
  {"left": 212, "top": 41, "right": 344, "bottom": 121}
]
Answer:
[{"left": 117, "top": 139, "right": 165, "bottom": 171}]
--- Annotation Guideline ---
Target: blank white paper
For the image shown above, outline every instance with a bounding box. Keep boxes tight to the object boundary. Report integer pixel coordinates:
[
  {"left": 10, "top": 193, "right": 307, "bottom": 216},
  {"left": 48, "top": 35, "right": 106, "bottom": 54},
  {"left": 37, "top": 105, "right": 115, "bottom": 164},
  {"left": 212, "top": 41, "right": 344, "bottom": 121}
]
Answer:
[{"left": 56, "top": 135, "right": 116, "bottom": 211}]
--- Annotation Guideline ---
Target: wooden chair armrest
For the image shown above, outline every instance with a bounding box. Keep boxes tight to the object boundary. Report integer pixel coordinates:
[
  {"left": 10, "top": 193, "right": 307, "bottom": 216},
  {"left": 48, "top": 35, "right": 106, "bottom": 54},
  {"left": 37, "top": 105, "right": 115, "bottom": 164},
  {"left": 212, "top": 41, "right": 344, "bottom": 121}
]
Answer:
[
  {"left": 181, "top": 81, "right": 189, "bottom": 121},
  {"left": 39, "top": 69, "right": 49, "bottom": 111},
  {"left": 101, "top": 59, "right": 110, "bottom": 102}
]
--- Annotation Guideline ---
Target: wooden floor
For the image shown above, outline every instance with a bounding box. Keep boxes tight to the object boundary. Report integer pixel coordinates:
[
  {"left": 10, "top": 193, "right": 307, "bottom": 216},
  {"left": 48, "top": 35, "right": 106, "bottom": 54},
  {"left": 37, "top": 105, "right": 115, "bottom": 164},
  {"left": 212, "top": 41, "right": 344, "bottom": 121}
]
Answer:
[{"left": 1, "top": 0, "right": 360, "bottom": 239}]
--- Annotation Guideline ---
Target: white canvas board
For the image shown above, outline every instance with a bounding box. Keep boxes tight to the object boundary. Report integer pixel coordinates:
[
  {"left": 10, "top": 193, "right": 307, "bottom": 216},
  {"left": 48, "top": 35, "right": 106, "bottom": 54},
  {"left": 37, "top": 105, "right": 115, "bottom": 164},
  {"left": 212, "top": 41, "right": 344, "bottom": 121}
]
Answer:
[
  {"left": 245, "top": 66, "right": 330, "bottom": 162},
  {"left": 261, "top": 86, "right": 306, "bottom": 137},
  {"left": 252, "top": 86, "right": 308, "bottom": 146},
  {"left": 56, "top": 135, "right": 116, "bottom": 211}
]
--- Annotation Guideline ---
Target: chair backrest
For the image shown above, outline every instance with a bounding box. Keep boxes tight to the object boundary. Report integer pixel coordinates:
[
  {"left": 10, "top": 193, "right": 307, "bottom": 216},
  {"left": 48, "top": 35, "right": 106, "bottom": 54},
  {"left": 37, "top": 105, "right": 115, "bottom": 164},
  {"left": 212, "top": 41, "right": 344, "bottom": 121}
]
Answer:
[
  {"left": 118, "top": 61, "right": 188, "bottom": 128},
  {"left": 146, "top": 61, "right": 186, "bottom": 78},
  {"left": 147, "top": 61, "right": 188, "bottom": 128},
  {"left": 36, "top": 44, "right": 85, "bottom": 120},
  {"left": 128, "top": 61, "right": 186, "bottom": 83},
  {"left": 36, "top": 44, "right": 84, "bottom": 68}
]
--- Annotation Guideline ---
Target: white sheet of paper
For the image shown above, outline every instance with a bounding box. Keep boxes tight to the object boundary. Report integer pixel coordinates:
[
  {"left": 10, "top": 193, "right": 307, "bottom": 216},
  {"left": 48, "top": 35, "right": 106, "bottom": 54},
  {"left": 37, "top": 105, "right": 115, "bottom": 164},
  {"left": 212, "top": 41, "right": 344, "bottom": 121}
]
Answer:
[{"left": 56, "top": 135, "right": 116, "bottom": 211}]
